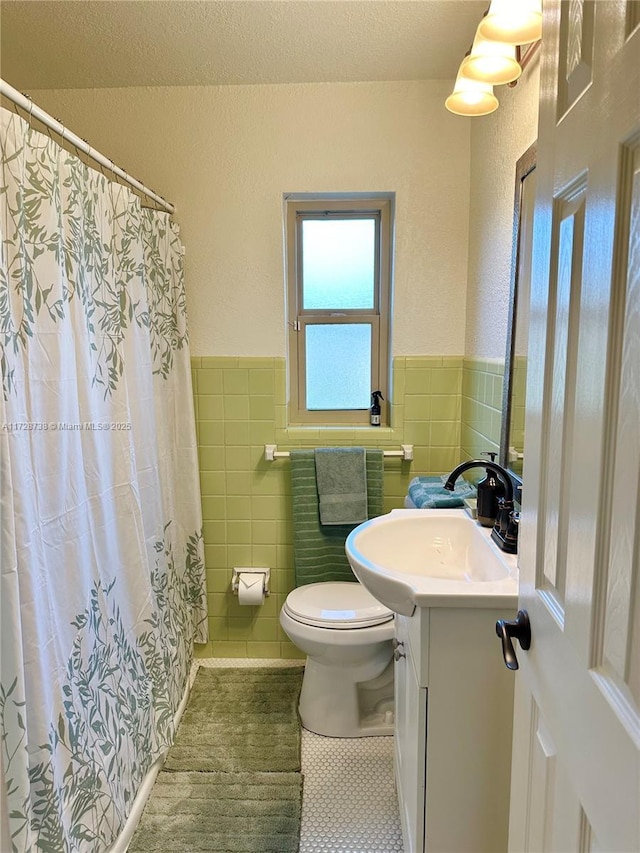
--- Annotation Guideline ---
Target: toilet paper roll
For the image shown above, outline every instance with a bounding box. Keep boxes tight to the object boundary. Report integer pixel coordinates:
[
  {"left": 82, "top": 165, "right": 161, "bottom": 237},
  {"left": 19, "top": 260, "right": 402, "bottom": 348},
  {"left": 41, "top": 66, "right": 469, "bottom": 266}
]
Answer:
[{"left": 237, "top": 572, "right": 266, "bottom": 606}]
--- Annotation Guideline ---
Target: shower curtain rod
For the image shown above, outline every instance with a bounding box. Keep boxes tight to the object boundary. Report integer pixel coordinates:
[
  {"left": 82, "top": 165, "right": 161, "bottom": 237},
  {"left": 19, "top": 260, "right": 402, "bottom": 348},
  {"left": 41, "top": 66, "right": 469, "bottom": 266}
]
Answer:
[{"left": 0, "top": 79, "right": 175, "bottom": 214}]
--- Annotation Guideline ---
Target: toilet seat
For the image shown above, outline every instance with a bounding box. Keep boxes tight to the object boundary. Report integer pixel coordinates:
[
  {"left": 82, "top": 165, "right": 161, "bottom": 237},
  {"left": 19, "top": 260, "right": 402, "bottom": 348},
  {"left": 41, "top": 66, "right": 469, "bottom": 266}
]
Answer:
[{"left": 284, "top": 582, "right": 393, "bottom": 629}]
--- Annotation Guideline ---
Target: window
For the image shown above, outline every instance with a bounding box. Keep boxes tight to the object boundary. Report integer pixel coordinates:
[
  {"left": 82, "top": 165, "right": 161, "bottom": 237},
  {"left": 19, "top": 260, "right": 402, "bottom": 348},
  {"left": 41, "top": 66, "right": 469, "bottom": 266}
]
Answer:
[{"left": 285, "top": 196, "right": 393, "bottom": 425}]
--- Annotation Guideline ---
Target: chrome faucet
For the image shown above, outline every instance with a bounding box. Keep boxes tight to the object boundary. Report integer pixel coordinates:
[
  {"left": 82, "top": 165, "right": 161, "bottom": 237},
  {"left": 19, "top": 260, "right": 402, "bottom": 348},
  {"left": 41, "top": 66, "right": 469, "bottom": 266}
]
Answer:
[{"left": 443, "top": 459, "right": 519, "bottom": 554}]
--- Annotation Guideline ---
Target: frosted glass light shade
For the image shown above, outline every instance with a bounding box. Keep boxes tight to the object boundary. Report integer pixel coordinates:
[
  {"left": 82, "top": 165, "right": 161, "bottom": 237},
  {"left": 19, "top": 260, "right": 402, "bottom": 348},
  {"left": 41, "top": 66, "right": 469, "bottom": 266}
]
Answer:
[
  {"left": 460, "top": 35, "right": 522, "bottom": 85},
  {"left": 478, "top": 0, "right": 543, "bottom": 45},
  {"left": 445, "top": 73, "right": 499, "bottom": 116}
]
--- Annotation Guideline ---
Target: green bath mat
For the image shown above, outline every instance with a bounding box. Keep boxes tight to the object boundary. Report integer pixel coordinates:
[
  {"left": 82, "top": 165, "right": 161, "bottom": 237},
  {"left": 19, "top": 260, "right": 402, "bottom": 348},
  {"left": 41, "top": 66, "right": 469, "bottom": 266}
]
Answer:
[
  {"left": 130, "top": 666, "right": 305, "bottom": 853},
  {"left": 128, "top": 770, "right": 302, "bottom": 852},
  {"left": 163, "top": 666, "right": 304, "bottom": 772}
]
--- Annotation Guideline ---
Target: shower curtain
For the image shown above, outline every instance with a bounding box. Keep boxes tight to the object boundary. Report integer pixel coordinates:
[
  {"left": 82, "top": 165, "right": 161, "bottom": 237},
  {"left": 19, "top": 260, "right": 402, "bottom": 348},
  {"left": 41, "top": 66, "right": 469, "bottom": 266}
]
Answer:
[{"left": 0, "top": 108, "right": 207, "bottom": 852}]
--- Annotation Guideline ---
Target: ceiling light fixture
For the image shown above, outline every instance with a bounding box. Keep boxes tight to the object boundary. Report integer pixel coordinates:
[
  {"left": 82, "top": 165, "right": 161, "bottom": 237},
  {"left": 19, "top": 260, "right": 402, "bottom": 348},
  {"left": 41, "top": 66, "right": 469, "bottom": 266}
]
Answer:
[
  {"left": 460, "top": 34, "right": 522, "bottom": 85},
  {"left": 444, "top": 71, "right": 499, "bottom": 117},
  {"left": 445, "top": 2, "right": 541, "bottom": 117},
  {"left": 478, "top": 0, "right": 543, "bottom": 45}
]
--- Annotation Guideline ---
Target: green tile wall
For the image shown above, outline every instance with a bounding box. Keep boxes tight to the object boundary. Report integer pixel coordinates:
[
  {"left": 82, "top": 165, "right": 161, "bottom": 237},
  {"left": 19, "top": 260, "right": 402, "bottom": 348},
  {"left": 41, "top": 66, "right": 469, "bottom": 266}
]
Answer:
[
  {"left": 193, "top": 355, "right": 464, "bottom": 658},
  {"left": 460, "top": 357, "right": 505, "bottom": 470}
]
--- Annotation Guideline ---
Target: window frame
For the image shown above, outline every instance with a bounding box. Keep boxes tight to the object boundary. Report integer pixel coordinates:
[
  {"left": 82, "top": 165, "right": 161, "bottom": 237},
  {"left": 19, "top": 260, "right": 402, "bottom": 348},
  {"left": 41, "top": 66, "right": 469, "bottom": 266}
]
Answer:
[{"left": 285, "top": 196, "right": 392, "bottom": 425}]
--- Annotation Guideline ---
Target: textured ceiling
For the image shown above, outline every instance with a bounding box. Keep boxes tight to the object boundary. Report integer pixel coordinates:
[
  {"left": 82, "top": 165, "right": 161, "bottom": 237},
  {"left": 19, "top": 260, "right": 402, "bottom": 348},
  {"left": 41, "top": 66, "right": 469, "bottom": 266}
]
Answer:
[{"left": 0, "top": 0, "right": 487, "bottom": 90}]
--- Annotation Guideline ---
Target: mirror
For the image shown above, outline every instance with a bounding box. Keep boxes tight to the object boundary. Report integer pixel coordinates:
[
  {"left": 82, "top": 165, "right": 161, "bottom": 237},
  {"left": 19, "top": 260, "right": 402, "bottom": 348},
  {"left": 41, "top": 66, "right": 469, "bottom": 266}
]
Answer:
[{"left": 500, "top": 142, "right": 537, "bottom": 485}]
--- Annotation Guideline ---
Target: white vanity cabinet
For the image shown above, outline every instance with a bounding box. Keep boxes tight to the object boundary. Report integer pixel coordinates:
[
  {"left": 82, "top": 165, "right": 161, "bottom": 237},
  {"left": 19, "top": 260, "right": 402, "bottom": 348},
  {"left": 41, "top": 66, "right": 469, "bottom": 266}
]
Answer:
[{"left": 394, "top": 605, "right": 516, "bottom": 853}]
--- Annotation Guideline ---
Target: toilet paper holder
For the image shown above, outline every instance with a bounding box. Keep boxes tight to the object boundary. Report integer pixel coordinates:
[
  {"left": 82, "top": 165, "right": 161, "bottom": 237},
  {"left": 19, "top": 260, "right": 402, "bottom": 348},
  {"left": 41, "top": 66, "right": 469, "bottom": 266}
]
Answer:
[{"left": 231, "top": 567, "right": 271, "bottom": 597}]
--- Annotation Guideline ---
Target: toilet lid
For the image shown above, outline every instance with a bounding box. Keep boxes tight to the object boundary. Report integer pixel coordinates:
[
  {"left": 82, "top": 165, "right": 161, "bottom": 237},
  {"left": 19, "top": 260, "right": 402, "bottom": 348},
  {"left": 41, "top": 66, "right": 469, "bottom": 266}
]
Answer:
[{"left": 284, "top": 582, "right": 393, "bottom": 629}]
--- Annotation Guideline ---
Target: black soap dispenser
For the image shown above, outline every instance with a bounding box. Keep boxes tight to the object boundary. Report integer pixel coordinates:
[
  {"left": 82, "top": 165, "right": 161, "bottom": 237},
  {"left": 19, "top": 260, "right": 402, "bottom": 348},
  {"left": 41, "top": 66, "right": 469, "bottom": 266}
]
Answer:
[
  {"left": 370, "top": 391, "right": 384, "bottom": 426},
  {"left": 476, "top": 451, "right": 506, "bottom": 527}
]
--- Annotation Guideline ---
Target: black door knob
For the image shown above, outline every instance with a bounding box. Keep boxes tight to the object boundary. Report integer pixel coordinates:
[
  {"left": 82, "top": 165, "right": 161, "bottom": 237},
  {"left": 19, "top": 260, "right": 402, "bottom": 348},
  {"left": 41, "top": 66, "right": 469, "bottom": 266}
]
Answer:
[{"left": 496, "top": 609, "right": 531, "bottom": 670}]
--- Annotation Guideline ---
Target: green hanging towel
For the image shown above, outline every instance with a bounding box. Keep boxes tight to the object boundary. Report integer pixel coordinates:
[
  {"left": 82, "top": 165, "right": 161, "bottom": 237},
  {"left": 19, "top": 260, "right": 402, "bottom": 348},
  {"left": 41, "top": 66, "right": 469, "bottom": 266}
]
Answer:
[
  {"left": 315, "top": 447, "right": 368, "bottom": 525},
  {"left": 289, "top": 448, "right": 383, "bottom": 586}
]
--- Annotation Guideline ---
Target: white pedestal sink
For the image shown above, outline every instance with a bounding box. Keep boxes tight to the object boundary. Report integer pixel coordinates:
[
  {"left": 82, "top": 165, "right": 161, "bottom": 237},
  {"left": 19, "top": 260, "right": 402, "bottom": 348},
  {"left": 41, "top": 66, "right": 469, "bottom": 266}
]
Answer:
[
  {"left": 346, "top": 508, "right": 518, "bottom": 853},
  {"left": 346, "top": 507, "right": 517, "bottom": 616}
]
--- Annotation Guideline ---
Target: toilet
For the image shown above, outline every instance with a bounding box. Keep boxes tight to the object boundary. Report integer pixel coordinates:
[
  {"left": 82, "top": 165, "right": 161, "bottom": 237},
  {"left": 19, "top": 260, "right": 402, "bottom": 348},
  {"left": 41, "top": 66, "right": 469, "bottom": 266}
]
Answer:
[{"left": 279, "top": 581, "right": 395, "bottom": 737}]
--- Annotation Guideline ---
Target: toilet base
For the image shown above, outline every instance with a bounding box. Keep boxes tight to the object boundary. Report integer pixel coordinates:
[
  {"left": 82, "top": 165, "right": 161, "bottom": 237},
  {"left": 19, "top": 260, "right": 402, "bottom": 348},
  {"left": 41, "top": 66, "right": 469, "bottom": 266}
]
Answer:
[{"left": 299, "top": 657, "right": 395, "bottom": 738}]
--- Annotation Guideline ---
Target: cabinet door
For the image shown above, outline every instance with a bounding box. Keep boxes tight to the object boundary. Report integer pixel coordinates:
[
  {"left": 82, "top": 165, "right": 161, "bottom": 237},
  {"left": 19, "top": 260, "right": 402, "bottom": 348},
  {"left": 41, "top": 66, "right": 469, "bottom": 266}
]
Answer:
[{"left": 394, "top": 615, "right": 428, "bottom": 853}]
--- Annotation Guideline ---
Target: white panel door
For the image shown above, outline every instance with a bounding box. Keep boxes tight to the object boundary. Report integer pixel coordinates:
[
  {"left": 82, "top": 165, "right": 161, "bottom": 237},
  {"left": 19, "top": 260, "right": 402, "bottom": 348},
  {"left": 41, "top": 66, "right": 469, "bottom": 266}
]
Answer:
[{"left": 509, "top": 1, "right": 640, "bottom": 851}]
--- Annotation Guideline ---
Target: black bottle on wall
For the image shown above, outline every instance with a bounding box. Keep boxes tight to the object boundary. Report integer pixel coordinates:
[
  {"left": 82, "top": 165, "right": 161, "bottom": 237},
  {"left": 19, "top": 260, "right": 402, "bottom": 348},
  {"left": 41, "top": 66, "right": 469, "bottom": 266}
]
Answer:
[
  {"left": 370, "top": 391, "right": 384, "bottom": 426},
  {"left": 476, "top": 451, "right": 506, "bottom": 527}
]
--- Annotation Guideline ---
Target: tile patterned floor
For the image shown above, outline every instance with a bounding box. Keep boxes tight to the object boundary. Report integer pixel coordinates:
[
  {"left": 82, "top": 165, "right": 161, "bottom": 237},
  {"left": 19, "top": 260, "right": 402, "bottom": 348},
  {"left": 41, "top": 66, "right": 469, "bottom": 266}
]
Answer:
[
  {"left": 194, "top": 659, "right": 404, "bottom": 853},
  {"left": 299, "top": 731, "right": 403, "bottom": 853}
]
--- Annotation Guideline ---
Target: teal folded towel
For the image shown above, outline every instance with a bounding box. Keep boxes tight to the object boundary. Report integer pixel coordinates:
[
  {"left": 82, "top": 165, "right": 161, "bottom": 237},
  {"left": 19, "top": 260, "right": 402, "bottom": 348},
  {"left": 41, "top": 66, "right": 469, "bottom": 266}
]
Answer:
[
  {"left": 407, "top": 475, "right": 476, "bottom": 509},
  {"left": 290, "top": 449, "right": 383, "bottom": 585},
  {"left": 314, "top": 447, "right": 368, "bottom": 525}
]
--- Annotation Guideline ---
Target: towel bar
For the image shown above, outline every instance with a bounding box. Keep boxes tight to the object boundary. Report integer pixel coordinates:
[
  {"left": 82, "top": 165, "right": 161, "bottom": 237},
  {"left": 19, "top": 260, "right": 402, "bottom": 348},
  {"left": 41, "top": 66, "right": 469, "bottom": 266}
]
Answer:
[{"left": 264, "top": 444, "right": 413, "bottom": 462}]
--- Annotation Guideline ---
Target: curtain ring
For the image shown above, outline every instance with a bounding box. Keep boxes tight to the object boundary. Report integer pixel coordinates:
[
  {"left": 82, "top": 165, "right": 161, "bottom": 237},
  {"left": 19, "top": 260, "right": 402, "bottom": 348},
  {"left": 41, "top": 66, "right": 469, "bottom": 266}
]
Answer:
[
  {"left": 17, "top": 92, "right": 33, "bottom": 127},
  {"left": 70, "top": 132, "right": 81, "bottom": 161},
  {"left": 45, "top": 117, "right": 61, "bottom": 143}
]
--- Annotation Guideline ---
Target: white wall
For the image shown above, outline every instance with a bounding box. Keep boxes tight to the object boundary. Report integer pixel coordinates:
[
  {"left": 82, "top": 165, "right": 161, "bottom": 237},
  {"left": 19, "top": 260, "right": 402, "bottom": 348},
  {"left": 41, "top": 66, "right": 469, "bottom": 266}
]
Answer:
[
  {"left": 464, "top": 61, "right": 540, "bottom": 360},
  {"left": 30, "top": 81, "right": 471, "bottom": 357}
]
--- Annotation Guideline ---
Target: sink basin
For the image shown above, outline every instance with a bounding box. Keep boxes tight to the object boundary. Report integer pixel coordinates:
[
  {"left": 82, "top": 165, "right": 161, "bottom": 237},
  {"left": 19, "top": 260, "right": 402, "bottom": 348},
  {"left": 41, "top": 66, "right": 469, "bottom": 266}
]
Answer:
[{"left": 346, "top": 508, "right": 518, "bottom": 616}]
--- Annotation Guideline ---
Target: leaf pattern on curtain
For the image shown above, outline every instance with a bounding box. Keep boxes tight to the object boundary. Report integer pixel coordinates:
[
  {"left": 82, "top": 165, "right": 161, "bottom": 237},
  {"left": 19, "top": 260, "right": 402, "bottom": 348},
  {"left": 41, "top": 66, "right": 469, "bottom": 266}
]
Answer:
[
  {"left": 0, "top": 107, "right": 207, "bottom": 853},
  {"left": 19, "top": 525, "right": 205, "bottom": 853},
  {"left": 140, "top": 209, "right": 189, "bottom": 379},
  {"left": 1, "top": 119, "right": 138, "bottom": 400},
  {"left": 0, "top": 116, "right": 193, "bottom": 400}
]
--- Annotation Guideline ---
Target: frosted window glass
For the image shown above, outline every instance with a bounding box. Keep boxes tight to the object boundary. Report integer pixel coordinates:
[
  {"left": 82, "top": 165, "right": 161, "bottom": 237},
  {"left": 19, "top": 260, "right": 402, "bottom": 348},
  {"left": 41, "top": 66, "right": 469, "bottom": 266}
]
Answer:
[
  {"left": 306, "top": 325, "right": 371, "bottom": 410},
  {"left": 302, "top": 219, "right": 375, "bottom": 310}
]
